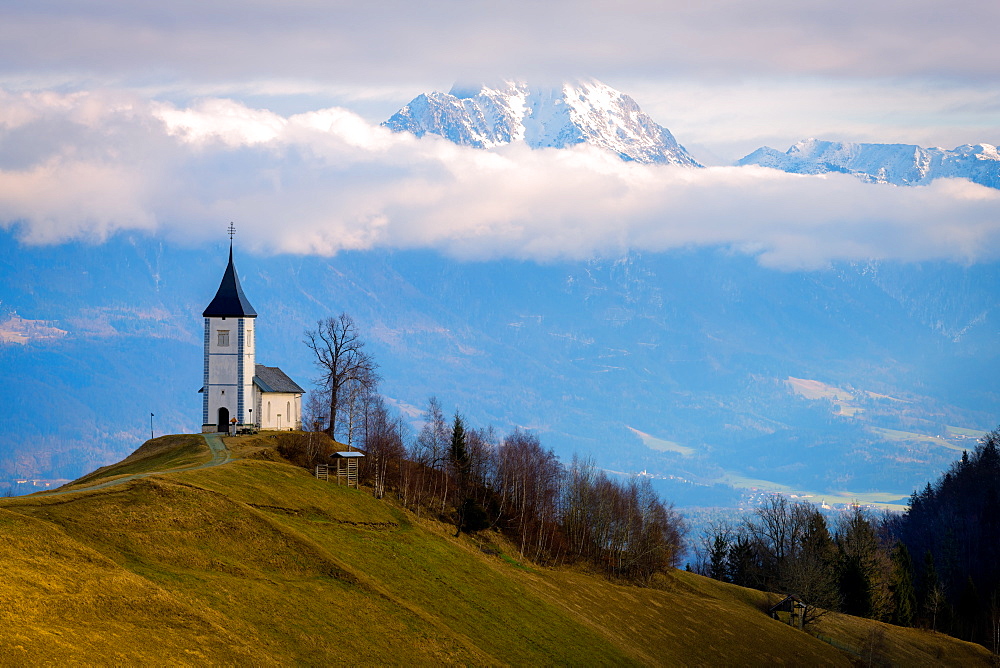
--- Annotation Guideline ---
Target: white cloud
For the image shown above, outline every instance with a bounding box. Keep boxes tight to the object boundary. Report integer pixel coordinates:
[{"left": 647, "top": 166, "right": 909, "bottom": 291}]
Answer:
[
  {"left": 3, "top": 1, "right": 1000, "bottom": 85},
  {"left": 621, "top": 78, "right": 1000, "bottom": 164},
  {"left": 2, "top": 1, "right": 999, "bottom": 163},
  {"left": 1, "top": 91, "right": 998, "bottom": 270}
]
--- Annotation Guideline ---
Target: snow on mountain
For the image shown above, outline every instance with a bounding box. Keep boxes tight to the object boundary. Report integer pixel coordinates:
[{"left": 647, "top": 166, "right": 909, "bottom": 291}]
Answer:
[
  {"left": 383, "top": 80, "right": 702, "bottom": 167},
  {"left": 738, "top": 139, "right": 1000, "bottom": 189}
]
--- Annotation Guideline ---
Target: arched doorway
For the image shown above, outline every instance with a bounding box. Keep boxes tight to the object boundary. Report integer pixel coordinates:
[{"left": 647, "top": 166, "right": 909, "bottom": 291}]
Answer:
[{"left": 218, "top": 406, "right": 230, "bottom": 432}]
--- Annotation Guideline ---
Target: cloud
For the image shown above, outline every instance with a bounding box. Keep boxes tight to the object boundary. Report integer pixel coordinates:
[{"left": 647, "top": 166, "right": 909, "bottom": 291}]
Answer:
[
  {"left": 1, "top": 1, "right": 999, "bottom": 87},
  {"left": 0, "top": 90, "right": 998, "bottom": 270},
  {"left": 2, "top": 2, "right": 999, "bottom": 166},
  {"left": 622, "top": 78, "right": 1000, "bottom": 164}
]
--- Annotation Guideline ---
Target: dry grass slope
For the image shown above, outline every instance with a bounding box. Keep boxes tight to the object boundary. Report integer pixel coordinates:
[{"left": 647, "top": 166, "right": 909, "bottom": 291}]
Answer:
[
  {"left": 65, "top": 434, "right": 211, "bottom": 489},
  {"left": 0, "top": 435, "right": 993, "bottom": 666}
]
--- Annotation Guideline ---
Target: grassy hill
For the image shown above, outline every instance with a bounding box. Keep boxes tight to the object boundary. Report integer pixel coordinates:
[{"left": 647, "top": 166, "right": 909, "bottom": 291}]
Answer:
[{"left": 0, "top": 435, "right": 992, "bottom": 665}]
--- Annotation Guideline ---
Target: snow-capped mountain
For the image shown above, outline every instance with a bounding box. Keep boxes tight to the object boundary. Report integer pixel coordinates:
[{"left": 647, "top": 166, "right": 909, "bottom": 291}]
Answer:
[
  {"left": 384, "top": 80, "right": 702, "bottom": 167},
  {"left": 738, "top": 139, "right": 1000, "bottom": 189}
]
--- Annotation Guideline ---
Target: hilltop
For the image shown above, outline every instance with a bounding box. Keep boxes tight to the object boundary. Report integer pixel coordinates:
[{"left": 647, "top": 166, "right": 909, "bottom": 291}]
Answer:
[{"left": 0, "top": 433, "right": 991, "bottom": 665}]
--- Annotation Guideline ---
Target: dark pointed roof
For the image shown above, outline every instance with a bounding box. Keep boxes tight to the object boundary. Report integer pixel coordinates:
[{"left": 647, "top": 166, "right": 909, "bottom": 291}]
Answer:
[{"left": 203, "top": 245, "right": 257, "bottom": 318}]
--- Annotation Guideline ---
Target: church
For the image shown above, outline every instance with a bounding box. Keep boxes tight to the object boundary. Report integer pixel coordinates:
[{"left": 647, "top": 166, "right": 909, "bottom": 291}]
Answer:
[{"left": 200, "top": 238, "right": 305, "bottom": 433}]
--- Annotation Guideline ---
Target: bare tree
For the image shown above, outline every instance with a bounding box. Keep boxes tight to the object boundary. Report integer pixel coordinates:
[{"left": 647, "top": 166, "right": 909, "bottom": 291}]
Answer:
[
  {"left": 302, "top": 392, "right": 328, "bottom": 434},
  {"left": 362, "top": 395, "right": 407, "bottom": 499},
  {"left": 745, "top": 495, "right": 803, "bottom": 585},
  {"left": 304, "top": 313, "right": 379, "bottom": 440},
  {"left": 497, "top": 428, "right": 562, "bottom": 562},
  {"left": 337, "top": 364, "right": 379, "bottom": 448},
  {"left": 411, "top": 397, "right": 451, "bottom": 514}
]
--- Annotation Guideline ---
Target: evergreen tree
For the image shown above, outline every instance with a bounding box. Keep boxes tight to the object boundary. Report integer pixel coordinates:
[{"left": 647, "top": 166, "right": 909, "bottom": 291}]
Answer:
[
  {"left": 836, "top": 505, "right": 890, "bottom": 620},
  {"left": 708, "top": 534, "right": 730, "bottom": 582},
  {"left": 895, "top": 426, "right": 1000, "bottom": 643},
  {"left": 956, "top": 577, "right": 982, "bottom": 642},
  {"left": 787, "top": 508, "right": 840, "bottom": 611},
  {"left": 889, "top": 542, "right": 916, "bottom": 627},
  {"left": 921, "top": 550, "right": 945, "bottom": 632},
  {"left": 726, "top": 536, "right": 760, "bottom": 589},
  {"left": 449, "top": 413, "right": 475, "bottom": 536}
]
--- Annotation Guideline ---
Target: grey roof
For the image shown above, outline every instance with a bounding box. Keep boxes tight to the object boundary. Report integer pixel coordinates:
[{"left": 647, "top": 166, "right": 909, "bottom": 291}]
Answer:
[
  {"left": 332, "top": 451, "right": 365, "bottom": 458},
  {"left": 203, "top": 245, "right": 257, "bottom": 318},
  {"left": 253, "top": 364, "right": 305, "bottom": 394}
]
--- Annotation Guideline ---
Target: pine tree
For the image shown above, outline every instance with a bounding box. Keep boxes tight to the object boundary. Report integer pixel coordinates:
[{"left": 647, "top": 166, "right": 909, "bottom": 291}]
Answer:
[
  {"left": 836, "top": 505, "right": 891, "bottom": 620},
  {"left": 788, "top": 508, "right": 840, "bottom": 612},
  {"left": 708, "top": 534, "right": 730, "bottom": 582},
  {"left": 889, "top": 542, "right": 916, "bottom": 627},
  {"left": 450, "top": 413, "right": 471, "bottom": 535}
]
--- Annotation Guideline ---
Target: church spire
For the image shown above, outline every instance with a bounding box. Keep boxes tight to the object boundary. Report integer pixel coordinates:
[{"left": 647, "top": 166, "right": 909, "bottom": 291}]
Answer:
[{"left": 202, "top": 224, "right": 257, "bottom": 318}]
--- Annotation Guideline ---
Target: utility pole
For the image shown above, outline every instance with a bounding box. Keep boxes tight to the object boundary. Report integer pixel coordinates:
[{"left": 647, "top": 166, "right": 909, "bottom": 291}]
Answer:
[{"left": 150, "top": 412, "right": 155, "bottom": 440}]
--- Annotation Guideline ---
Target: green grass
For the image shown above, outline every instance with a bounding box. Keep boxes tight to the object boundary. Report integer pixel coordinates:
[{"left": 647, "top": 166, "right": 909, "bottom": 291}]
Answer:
[
  {"left": 786, "top": 377, "right": 855, "bottom": 402},
  {"left": 870, "top": 427, "right": 965, "bottom": 451},
  {"left": 65, "top": 434, "right": 212, "bottom": 488},
  {"left": 717, "top": 471, "right": 910, "bottom": 510},
  {"left": 0, "top": 435, "right": 992, "bottom": 665},
  {"left": 628, "top": 426, "right": 695, "bottom": 456},
  {"left": 500, "top": 553, "right": 534, "bottom": 571},
  {"left": 946, "top": 425, "right": 989, "bottom": 438}
]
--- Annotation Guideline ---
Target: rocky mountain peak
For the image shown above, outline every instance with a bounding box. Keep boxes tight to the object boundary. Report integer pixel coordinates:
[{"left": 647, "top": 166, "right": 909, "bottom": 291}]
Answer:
[
  {"left": 383, "top": 79, "right": 702, "bottom": 167},
  {"left": 738, "top": 139, "right": 1000, "bottom": 189}
]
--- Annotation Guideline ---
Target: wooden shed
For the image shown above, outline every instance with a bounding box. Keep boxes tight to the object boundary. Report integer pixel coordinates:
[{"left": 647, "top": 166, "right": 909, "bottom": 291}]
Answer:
[
  {"left": 330, "top": 451, "right": 364, "bottom": 488},
  {"left": 768, "top": 594, "right": 807, "bottom": 630}
]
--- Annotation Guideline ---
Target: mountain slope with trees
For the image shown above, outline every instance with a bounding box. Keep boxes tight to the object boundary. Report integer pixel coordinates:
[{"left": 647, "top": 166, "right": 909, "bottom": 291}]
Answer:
[
  {"left": 894, "top": 427, "right": 1000, "bottom": 647},
  {"left": 0, "top": 434, "right": 991, "bottom": 665},
  {"left": 694, "top": 427, "right": 1000, "bottom": 654}
]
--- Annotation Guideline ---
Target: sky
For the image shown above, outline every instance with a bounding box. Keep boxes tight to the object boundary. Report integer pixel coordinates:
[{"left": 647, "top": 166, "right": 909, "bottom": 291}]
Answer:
[{"left": 1, "top": 0, "right": 999, "bottom": 269}]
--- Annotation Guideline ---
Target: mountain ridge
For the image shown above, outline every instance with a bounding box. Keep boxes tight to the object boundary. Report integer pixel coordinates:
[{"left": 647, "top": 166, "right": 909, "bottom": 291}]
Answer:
[
  {"left": 383, "top": 79, "right": 702, "bottom": 166},
  {"left": 738, "top": 138, "right": 1000, "bottom": 189},
  {"left": 384, "top": 79, "right": 999, "bottom": 189}
]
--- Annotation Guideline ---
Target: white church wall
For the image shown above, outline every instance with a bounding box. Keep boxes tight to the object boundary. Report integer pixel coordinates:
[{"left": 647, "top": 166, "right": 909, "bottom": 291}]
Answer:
[
  {"left": 208, "top": 354, "right": 237, "bottom": 384},
  {"left": 203, "top": 386, "right": 238, "bottom": 433},
  {"left": 256, "top": 391, "right": 302, "bottom": 431},
  {"left": 204, "top": 316, "right": 256, "bottom": 430}
]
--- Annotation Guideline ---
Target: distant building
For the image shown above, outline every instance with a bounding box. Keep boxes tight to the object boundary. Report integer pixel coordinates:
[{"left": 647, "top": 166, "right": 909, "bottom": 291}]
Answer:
[{"left": 200, "top": 239, "right": 304, "bottom": 432}]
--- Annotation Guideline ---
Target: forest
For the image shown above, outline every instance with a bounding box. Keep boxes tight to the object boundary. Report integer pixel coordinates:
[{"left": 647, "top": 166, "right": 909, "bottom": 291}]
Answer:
[{"left": 692, "top": 427, "right": 1000, "bottom": 652}]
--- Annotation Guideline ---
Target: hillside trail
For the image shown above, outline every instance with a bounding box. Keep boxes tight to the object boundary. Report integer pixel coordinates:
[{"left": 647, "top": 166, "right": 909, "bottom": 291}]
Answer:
[{"left": 30, "top": 433, "right": 232, "bottom": 499}]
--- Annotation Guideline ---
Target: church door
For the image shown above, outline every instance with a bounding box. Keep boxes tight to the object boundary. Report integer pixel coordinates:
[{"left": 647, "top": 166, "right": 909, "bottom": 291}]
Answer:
[{"left": 218, "top": 407, "right": 230, "bottom": 432}]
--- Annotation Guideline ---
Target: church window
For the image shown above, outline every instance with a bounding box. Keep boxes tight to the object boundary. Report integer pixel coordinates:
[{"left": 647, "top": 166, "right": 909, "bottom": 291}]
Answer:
[
  {"left": 286, "top": 402, "right": 291, "bottom": 426},
  {"left": 218, "top": 330, "right": 230, "bottom": 347}
]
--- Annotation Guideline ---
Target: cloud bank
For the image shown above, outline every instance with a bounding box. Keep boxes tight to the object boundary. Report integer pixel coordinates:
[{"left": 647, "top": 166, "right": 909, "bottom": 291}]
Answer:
[
  {"left": 1, "top": 90, "right": 998, "bottom": 269},
  {"left": 2, "top": 2, "right": 998, "bottom": 166},
  {"left": 3, "top": 1, "right": 1000, "bottom": 86}
]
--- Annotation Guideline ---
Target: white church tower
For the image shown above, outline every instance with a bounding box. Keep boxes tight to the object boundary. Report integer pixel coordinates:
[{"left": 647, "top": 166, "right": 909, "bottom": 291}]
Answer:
[{"left": 201, "top": 232, "right": 257, "bottom": 432}]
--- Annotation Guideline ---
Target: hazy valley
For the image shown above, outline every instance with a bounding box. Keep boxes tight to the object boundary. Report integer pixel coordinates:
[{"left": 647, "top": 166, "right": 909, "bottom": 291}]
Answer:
[{"left": 2, "top": 232, "right": 996, "bottom": 512}]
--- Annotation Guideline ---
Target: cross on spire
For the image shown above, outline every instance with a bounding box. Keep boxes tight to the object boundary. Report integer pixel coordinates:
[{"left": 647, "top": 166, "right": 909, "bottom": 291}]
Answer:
[{"left": 228, "top": 222, "right": 236, "bottom": 243}]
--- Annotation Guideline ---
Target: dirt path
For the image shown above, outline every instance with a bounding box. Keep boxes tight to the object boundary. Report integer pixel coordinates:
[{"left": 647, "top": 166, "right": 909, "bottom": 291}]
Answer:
[{"left": 31, "top": 434, "right": 232, "bottom": 498}]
